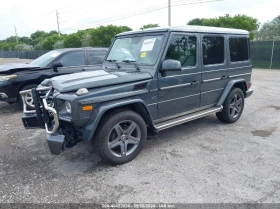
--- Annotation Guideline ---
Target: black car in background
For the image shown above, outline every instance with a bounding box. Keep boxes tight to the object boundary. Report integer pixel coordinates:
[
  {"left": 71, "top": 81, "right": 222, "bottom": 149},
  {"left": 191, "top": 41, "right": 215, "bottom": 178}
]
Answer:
[{"left": 0, "top": 47, "right": 108, "bottom": 108}]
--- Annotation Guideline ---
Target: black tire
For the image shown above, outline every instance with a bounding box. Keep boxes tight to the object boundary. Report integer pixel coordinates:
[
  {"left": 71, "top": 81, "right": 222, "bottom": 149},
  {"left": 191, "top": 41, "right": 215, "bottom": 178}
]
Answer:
[
  {"left": 19, "top": 84, "right": 38, "bottom": 110},
  {"left": 216, "top": 88, "right": 245, "bottom": 123},
  {"left": 93, "top": 109, "right": 147, "bottom": 165}
]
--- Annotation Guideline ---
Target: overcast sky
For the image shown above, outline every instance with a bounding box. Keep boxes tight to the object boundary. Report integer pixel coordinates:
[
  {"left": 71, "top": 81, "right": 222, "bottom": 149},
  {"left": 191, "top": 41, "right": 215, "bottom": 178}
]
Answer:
[{"left": 0, "top": 0, "right": 279, "bottom": 40}]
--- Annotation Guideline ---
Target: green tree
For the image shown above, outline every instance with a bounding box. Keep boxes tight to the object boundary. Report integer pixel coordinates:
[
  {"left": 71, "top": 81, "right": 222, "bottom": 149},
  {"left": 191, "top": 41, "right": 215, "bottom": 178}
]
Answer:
[
  {"left": 187, "top": 14, "right": 260, "bottom": 40},
  {"left": 53, "top": 41, "right": 64, "bottom": 49},
  {"left": 90, "top": 25, "right": 132, "bottom": 47},
  {"left": 34, "top": 42, "right": 43, "bottom": 50},
  {"left": 30, "top": 30, "right": 48, "bottom": 40},
  {"left": 19, "top": 36, "right": 32, "bottom": 45},
  {"left": 30, "top": 30, "right": 48, "bottom": 45},
  {"left": 255, "top": 16, "right": 280, "bottom": 41},
  {"left": 42, "top": 34, "right": 62, "bottom": 50},
  {"left": 0, "top": 42, "right": 19, "bottom": 50},
  {"left": 64, "top": 33, "right": 83, "bottom": 48},
  {"left": 0, "top": 25, "right": 133, "bottom": 51},
  {"left": 5, "top": 36, "right": 18, "bottom": 43},
  {"left": 14, "top": 43, "right": 34, "bottom": 51},
  {"left": 140, "top": 23, "right": 160, "bottom": 30},
  {"left": 48, "top": 30, "right": 58, "bottom": 36},
  {"left": 81, "top": 34, "right": 91, "bottom": 47}
]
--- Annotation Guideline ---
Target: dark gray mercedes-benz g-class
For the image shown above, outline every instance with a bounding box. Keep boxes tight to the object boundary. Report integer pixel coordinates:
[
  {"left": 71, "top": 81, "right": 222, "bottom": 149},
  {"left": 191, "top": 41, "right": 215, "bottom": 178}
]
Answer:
[{"left": 20, "top": 26, "right": 253, "bottom": 165}]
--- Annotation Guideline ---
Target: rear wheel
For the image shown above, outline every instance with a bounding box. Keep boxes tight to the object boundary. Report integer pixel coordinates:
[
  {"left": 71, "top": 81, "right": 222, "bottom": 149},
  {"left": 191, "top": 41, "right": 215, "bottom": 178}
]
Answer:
[
  {"left": 93, "top": 109, "right": 147, "bottom": 165},
  {"left": 19, "top": 84, "right": 38, "bottom": 110},
  {"left": 216, "top": 88, "right": 244, "bottom": 123}
]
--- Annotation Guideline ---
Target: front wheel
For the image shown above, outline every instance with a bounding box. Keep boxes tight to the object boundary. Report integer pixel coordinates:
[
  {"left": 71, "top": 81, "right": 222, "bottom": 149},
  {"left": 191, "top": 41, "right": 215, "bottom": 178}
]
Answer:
[
  {"left": 216, "top": 88, "right": 245, "bottom": 123},
  {"left": 93, "top": 109, "right": 147, "bottom": 165},
  {"left": 19, "top": 84, "right": 38, "bottom": 110}
]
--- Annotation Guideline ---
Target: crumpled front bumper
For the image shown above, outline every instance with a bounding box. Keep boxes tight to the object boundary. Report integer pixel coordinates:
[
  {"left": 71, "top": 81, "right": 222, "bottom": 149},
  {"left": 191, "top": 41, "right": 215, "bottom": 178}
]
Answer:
[
  {"left": 20, "top": 87, "right": 66, "bottom": 155},
  {"left": 46, "top": 133, "right": 65, "bottom": 155},
  {"left": 22, "top": 113, "right": 45, "bottom": 129}
]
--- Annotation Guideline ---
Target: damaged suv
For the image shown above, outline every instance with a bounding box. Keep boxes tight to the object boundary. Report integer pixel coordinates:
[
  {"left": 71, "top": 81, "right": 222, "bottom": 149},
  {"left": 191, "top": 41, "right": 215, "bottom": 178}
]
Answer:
[{"left": 21, "top": 26, "right": 253, "bottom": 165}]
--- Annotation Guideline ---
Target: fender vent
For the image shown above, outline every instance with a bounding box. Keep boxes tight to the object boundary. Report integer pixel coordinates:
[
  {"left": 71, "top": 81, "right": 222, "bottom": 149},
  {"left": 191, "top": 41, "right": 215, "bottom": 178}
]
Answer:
[{"left": 133, "top": 83, "right": 147, "bottom": 91}]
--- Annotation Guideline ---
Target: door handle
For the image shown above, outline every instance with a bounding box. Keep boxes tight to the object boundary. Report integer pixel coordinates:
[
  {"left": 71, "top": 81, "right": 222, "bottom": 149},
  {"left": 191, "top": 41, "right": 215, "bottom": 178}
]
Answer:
[
  {"left": 191, "top": 81, "right": 199, "bottom": 86},
  {"left": 221, "top": 75, "right": 227, "bottom": 80}
]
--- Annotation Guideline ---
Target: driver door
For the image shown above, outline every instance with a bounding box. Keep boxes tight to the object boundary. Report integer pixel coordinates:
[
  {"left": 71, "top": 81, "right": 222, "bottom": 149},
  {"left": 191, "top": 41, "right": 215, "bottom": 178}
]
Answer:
[
  {"left": 54, "top": 51, "right": 87, "bottom": 76},
  {"left": 157, "top": 33, "right": 201, "bottom": 119}
]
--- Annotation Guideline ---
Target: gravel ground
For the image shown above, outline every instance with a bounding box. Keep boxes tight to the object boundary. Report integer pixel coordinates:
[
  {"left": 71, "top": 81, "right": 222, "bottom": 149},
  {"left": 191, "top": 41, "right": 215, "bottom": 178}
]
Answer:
[
  {"left": 0, "top": 60, "right": 280, "bottom": 203},
  {"left": 0, "top": 58, "right": 33, "bottom": 64}
]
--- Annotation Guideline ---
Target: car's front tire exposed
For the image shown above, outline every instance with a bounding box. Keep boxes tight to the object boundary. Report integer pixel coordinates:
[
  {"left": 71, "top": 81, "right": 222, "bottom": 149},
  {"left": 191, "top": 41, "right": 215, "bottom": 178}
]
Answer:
[
  {"left": 19, "top": 84, "right": 38, "bottom": 110},
  {"left": 93, "top": 109, "right": 147, "bottom": 165},
  {"left": 216, "top": 88, "right": 245, "bottom": 123}
]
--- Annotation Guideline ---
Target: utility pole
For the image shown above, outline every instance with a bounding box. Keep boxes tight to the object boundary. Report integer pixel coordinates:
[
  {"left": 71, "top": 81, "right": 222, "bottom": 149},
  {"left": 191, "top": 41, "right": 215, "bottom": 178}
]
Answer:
[
  {"left": 270, "top": 37, "right": 275, "bottom": 69},
  {"left": 269, "top": 21, "right": 277, "bottom": 69},
  {"left": 14, "top": 25, "right": 19, "bottom": 58},
  {"left": 56, "top": 10, "right": 60, "bottom": 37},
  {"left": 168, "top": 0, "right": 171, "bottom": 26},
  {"left": 14, "top": 25, "right": 18, "bottom": 42}
]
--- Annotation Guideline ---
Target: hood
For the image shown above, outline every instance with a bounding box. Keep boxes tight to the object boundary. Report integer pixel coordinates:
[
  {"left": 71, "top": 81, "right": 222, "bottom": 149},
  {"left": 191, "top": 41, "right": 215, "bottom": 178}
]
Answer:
[
  {"left": 0, "top": 63, "right": 39, "bottom": 74},
  {"left": 48, "top": 70, "right": 153, "bottom": 93}
]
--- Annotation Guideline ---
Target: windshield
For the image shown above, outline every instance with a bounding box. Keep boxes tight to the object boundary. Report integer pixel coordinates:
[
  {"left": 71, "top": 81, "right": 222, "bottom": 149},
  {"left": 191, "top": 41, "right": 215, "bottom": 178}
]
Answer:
[
  {"left": 107, "top": 35, "right": 164, "bottom": 65},
  {"left": 30, "top": 51, "right": 62, "bottom": 67}
]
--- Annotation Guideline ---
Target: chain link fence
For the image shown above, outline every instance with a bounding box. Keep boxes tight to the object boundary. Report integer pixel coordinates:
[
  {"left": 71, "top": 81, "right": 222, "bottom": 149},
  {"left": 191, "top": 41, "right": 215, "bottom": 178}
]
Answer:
[
  {"left": 0, "top": 42, "right": 279, "bottom": 69},
  {"left": 0, "top": 50, "right": 49, "bottom": 59},
  {"left": 251, "top": 41, "right": 280, "bottom": 69}
]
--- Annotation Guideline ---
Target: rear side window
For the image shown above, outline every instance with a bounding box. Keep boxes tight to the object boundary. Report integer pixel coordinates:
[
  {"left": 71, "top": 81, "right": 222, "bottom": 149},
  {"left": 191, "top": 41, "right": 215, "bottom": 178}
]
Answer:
[
  {"left": 229, "top": 37, "right": 249, "bottom": 62},
  {"left": 58, "top": 51, "right": 85, "bottom": 67},
  {"left": 165, "top": 34, "right": 197, "bottom": 67},
  {"left": 88, "top": 51, "right": 106, "bottom": 65},
  {"left": 202, "top": 36, "right": 224, "bottom": 65}
]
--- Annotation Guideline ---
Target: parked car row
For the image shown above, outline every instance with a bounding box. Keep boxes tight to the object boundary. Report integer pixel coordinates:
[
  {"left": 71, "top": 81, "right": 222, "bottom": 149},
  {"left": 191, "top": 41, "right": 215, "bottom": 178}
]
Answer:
[
  {"left": 0, "top": 47, "right": 108, "bottom": 108},
  {"left": 7, "top": 26, "right": 254, "bottom": 165}
]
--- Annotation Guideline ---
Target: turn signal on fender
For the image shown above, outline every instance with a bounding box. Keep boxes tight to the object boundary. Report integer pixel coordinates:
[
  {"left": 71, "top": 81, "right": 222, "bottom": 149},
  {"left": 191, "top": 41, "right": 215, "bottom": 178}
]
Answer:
[{"left": 82, "top": 105, "right": 93, "bottom": 111}]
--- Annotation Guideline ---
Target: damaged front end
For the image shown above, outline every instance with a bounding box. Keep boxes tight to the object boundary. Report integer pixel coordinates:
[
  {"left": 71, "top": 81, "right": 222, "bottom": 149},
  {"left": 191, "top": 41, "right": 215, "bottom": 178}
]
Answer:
[{"left": 20, "top": 87, "right": 82, "bottom": 155}]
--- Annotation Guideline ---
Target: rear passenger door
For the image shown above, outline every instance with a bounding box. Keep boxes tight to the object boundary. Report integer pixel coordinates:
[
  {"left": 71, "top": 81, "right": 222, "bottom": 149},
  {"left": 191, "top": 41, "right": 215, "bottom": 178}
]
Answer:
[
  {"left": 157, "top": 33, "right": 201, "bottom": 118},
  {"left": 86, "top": 50, "right": 107, "bottom": 71},
  {"left": 227, "top": 36, "right": 252, "bottom": 79},
  {"left": 200, "top": 35, "right": 228, "bottom": 107},
  {"left": 54, "top": 51, "right": 87, "bottom": 75}
]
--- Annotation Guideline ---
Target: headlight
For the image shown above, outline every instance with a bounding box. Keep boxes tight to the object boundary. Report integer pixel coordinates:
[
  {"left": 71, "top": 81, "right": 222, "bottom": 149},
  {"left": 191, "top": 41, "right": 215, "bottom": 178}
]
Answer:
[
  {"left": 0, "top": 75, "right": 17, "bottom": 81},
  {"left": 65, "top": 101, "right": 72, "bottom": 114}
]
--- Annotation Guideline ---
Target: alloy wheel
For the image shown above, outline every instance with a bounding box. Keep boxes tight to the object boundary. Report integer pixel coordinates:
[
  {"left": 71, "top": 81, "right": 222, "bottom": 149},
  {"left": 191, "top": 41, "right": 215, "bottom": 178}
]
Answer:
[
  {"left": 229, "top": 94, "right": 243, "bottom": 118},
  {"left": 108, "top": 120, "right": 141, "bottom": 158},
  {"left": 24, "top": 92, "right": 35, "bottom": 108}
]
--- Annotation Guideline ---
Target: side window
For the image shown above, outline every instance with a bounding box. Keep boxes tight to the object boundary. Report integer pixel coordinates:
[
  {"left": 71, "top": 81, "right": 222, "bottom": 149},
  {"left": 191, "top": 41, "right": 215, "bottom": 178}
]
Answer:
[
  {"left": 202, "top": 36, "right": 224, "bottom": 65},
  {"left": 88, "top": 51, "right": 106, "bottom": 65},
  {"left": 58, "top": 51, "right": 85, "bottom": 67},
  {"left": 229, "top": 37, "right": 249, "bottom": 62},
  {"left": 165, "top": 34, "right": 196, "bottom": 67}
]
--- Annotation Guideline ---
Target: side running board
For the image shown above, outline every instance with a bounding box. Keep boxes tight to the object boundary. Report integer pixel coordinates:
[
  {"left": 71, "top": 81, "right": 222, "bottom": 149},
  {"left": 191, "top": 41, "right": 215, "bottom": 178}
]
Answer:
[{"left": 155, "top": 106, "right": 223, "bottom": 131}]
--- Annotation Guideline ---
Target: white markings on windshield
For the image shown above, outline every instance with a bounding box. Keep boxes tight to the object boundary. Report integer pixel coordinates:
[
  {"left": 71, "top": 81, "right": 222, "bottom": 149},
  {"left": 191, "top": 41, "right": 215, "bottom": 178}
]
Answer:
[{"left": 140, "top": 38, "right": 156, "bottom": 52}]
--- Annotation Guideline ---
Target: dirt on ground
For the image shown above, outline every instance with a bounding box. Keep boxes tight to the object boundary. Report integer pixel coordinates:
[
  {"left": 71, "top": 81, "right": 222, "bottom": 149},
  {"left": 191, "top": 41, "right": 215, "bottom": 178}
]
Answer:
[{"left": 0, "top": 58, "right": 280, "bottom": 204}]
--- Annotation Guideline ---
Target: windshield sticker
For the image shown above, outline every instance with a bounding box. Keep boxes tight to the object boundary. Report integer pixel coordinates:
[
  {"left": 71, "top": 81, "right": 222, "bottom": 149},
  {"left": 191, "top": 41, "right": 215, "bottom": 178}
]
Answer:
[
  {"left": 51, "top": 52, "right": 60, "bottom": 57},
  {"left": 140, "top": 38, "right": 156, "bottom": 52},
  {"left": 140, "top": 52, "right": 146, "bottom": 58}
]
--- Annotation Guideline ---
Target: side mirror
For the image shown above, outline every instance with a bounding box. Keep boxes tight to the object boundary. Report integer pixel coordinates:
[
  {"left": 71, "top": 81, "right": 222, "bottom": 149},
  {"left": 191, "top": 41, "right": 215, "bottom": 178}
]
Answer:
[
  {"left": 161, "top": 59, "right": 182, "bottom": 72},
  {"left": 53, "top": 61, "right": 63, "bottom": 72}
]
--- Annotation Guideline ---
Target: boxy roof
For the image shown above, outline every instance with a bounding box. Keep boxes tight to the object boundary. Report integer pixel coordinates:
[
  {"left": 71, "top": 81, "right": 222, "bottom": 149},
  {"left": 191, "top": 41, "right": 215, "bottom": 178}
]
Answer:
[{"left": 117, "top": 25, "right": 249, "bottom": 36}]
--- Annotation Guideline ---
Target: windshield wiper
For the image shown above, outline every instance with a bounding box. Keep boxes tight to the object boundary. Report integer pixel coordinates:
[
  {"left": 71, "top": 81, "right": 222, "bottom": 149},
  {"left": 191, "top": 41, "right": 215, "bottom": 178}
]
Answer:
[
  {"left": 122, "top": 60, "right": 140, "bottom": 72},
  {"left": 106, "top": 59, "right": 121, "bottom": 69}
]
